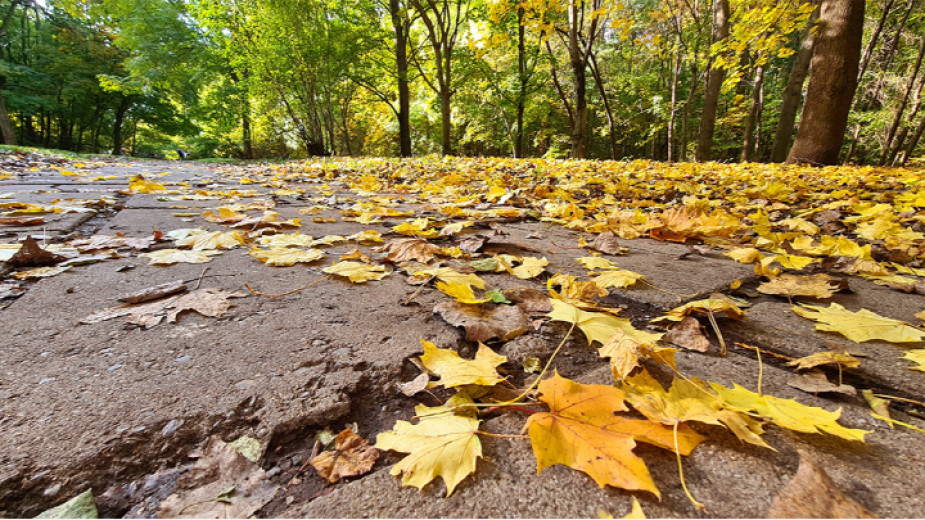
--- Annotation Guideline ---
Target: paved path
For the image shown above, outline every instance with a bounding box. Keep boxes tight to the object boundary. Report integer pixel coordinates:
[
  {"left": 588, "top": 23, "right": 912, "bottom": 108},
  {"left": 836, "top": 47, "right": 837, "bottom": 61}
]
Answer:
[{"left": 1, "top": 153, "right": 924, "bottom": 518}]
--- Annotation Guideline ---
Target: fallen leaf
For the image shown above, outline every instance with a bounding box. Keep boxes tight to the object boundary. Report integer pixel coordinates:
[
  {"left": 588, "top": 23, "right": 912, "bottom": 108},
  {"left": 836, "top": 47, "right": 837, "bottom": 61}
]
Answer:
[
  {"left": 662, "top": 316, "right": 711, "bottom": 352},
  {"left": 310, "top": 234, "right": 347, "bottom": 247},
  {"left": 5, "top": 236, "right": 65, "bottom": 268},
  {"left": 375, "top": 403, "right": 481, "bottom": 497},
  {"left": 68, "top": 234, "right": 159, "bottom": 252},
  {"left": 547, "top": 272, "right": 609, "bottom": 306},
  {"left": 767, "top": 450, "right": 876, "bottom": 518},
  {"left": 82, "top": 288, "right": 245, "bottom": 328},
  {"left": 128, "top": 175, "right": 165, "bottom": 193},
  {"left": 228, "top": 436, "right": 263, "bottom": 463},
  {"left": 0, "top": 282, "right": 24, "bottom": 300},
  {"left": 586, "top": 232, "right": 627, "bottom": 255},
  {"left": 526, "top": 372, "right": 703, "bottom": 497},
  {"left": 419, "top": 339, "right": 507, "bottom": 387},
  {"left": 902, "top": 349, "right": 925, "bottom": 371},
  {"left": 861, "top": 389, "right": 893, "bottom": 426},
  {"left": 599, "top": 328, "right": 673, "bottom": 380},
  {"left": 118, "top": 281, "right": 188, "bottom": 304},
  {"left": 256, "top": 233, "right": 314, "bottom": 248},
  {"left": 787, "top": 371, "right": 857, "bottom": 396},
  {"left": 434, "top": 300, "right": 530, "bottom": 342},
  {"left": 323, "top": 261, "right": 388, "bottom": 283},
  {"left": 399, "top": 372, "right": 431, "bottom": 396},
  {"left": 139, "top": 249, "right": 220, "bottom": 265},
  {"left": 505, "top": 288, "right": 553, "bottom": 315},
  {"left": 511, "top": 256, "right": 548, "bottom": 279},
  {"left": 655, "top": 298, "right": 747, "bottom": 323},
  {"left": 157, "top": 437, "right": 278, "bottom": 518},
  {"left": 787, "top": 351, "right": 861, "bottom": 370},
  {"left": 231, "top": 211, "right": 301, "bottom": 229},
  {"left": 792, "top": 303, "right": 925, "bottom": 344},
  {"left": 309, "top": 429, "right": 379, "bottom": 483},
  {"left": 436, "top": 281, "right": 490, "bottom": 304},
  {"left": 13, "top": 265, "right": 70, "bottom": 279},
  {"left": 547, "top": 299, "right": 649, "bottom": 346},
  {"left": 624, "top": 498, "right": 646, "bottom": 519},
  {"left": 377, "top": 238, "right": 442, "bottom": 263},
  {"left": 35, "top": 489, "right": 98, "bottom": 519},
  {"left": 577, "top": 256, "right": 620, "bottom": 270},
  {"left": 346, "top": 229, "right": 384, "bottom": 244},
  {"left": 758, "top": 274, "right": 845, "bottom": 299},
  {"left": 250, "top": 247, "right": 325, "bottom": 266},
  {"left": 591, "top": 269, "right": 645, "bottom": 290},
  {"left": 0, "top": 216, "right": 44, "bottom": 226},
  {"left": 176, "top": 231, "right": 245, "bottom": 250},
  {"left": 415, "top": 267, "right": 486, "bottom": 290}
]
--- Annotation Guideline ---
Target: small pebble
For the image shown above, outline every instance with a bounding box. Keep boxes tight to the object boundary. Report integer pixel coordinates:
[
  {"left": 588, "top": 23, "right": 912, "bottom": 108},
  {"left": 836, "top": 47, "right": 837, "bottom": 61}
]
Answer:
[
  {"left": 39, "top": 377, "right": 55, "bottom": 384},
  {"left": 174, "top": 355, "right": 191, "bottom": 363},
  {"left": 43, "top": 484, "right": 61, "bottom": 496},
  {"left": 161, "top": 419, "right": 183, "bottom": 437},
  {"left": 108, "top": 364, "right": 123, "bottom": 371}
]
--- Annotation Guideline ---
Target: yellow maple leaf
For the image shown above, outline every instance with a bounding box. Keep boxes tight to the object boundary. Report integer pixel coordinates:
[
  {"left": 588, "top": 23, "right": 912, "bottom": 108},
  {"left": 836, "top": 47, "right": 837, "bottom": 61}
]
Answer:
[
  {"left": 547, "top": 299, "right": 636, "bottom": 346},
  {"left": 902, "top": 350, "right": 925, "bottom": 372},
  {"left": 792, "top": 303, "right": 925, "bottom": 343},
  {"left": 787, "top": 351, "right": 861, "bottom": 370},
  {"left": 249, "top": 248, "right": 324, "bottom": 266},
  {"left": 599, "top": 328, "right": 670, "bottom": 380},
  {"left": 577, "top": 256, "right": 620, "bottom": 270},
  {"left": 128, "top": 175, "right": 166, "bottom": 193},
  {"left": 139, "top": 249, "right": 220, "bottom": 265},
  {"left": 375, "top": 403, "right": 481, "bottom": 497},
  {"left": 710, "top": 383, "right": 869, "bottom": 442},
  {"left": 257, "top": 233, "right": 315, "bottom": 248},
  {"left": 511, "top": 256, "right": 548, "bottom": 279},
  {"left": 176, "top": 231, "right": 245, "bottom": 251},
  {"left": 346, "top": 229, "right": 384, "bottom": 244},
  {"left": 419, "top": 339, "right": 506, "bottom": 387},
  {"left": 655, "top": 298, "right": 747, "bottom": 322},
  {"left": 724, "top": 247, "right": 763, "bottom": 264},
  {"left": 323, "top": 261, "right": 388, "bottom": 283},
  {"left": 436, "top": 281, "right": 490, "bottom": 304},
  {"left": 201, "top": 207, "right": 245, "bottom": 224},
  {"left": 547, "top": 272, "right": 609, "bottom": 305},
  {"left": 393, "top": 217, "right": 438, "bottom": 237},
  {"left": 526, "top": 372, "right": 704, "bottom": 497},
  {"left": 591, "top": 269, "right": 645, "bottom": 289},
  {"left": 415, "top": 267, "right": 486, "bottom": 290}
]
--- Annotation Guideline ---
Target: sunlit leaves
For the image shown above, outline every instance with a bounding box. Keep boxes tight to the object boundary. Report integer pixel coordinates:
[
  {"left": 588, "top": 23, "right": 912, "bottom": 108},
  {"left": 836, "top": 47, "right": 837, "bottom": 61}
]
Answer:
[
  {"left": 323, "top": 261, "right": 388, "bottom": 283},
  {"left": 792, "top": 303, "right": 925, "bottom": 344},
  {"left": 418, "top": 339, "right": 506, "bottom": 388}
]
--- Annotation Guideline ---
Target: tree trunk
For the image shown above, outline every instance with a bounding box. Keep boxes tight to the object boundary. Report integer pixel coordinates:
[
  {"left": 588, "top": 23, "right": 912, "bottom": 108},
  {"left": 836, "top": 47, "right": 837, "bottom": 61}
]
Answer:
[
  {"left": 589, "top": 53, "right": 617, "bottom": 160},
  {"left": 857, "top": 0, "right": 896, "bottom": 82},
  {"left": 0, "top": 76, "right": 17, "bottom": 145},
  {"left": 901, "top": 110, "right": 925, "bottom": 164},
  {"left": 390, "top": 0, "right": 412, "bottom": 157},
  {"left": 515, "top": 6, "right": 526, "bottom": 158},
  {"left": 770, "top": 4, "right": 819, "bottom": 162},
  {"left": 741, "top": 64, "right": 765, "bottom": 162},
  {"left": 112, "top": 96, "right": 130, "bottom": 155},
  {"left": 668, "top": 43, "right": 682, "bottom": 163},
  {"left": 696, "top": 0, "right": 730, "bottom": 162},
  {"left": 568, "top": 1, "right": 587, "bottom": 159},
  {"left": 440, "top": 88, "right": 452, "bottom": 155},
  {"left": 880, "top": 37, "right": 925, "bottom": 164},
  {"left": 787, "top": 0, "right": 865, "bottom": 165}
]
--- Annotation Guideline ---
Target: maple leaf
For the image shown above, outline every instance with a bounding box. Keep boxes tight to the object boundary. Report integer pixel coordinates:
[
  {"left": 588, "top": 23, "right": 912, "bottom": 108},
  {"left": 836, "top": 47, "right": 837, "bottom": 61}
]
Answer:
[
  {"left": 308, "top": 429, "right": 379, "bottom": 483},
  {"left": 547, "top": 298, "right": 645, "bottom": 346},
  {"left": 591, "top": 268, "right": 645, "bottom": 289},
  {"left": 511, "top": 256, "right": 548, "bottom": 279},
  {"left": 13, "top": 266, "right": 70, "bottom": 279},
  {"left": 436, "top": 281, "right": 490, "bottom": 304},
  {"left": 599, "top": 328, "right": 672, "bottom": 380},
  {"left": 310, "top": 235, "right": 347, "bottom": 247},
  {"left": 434, "top": 300, "right": 530, "bottom": 342},
  {"left": 256, "top": 233, "right": 315, "bottom": 248},
  {"left": 787, "top": 351, "right": 861, "bottom": 370},
  {"left": 662, "top": 316, "right": 710, "bottom": 352},
  {"left": 139, "top": 249, "right": 221, "bottom": 265},
  {"left": 5, "top": 236, "right": 66, "bottom": 268},
  {"left": 375, "top": 403, "right": 481, "bottom": 497},
  {"left": 393, "top": 217, "right": 438, "bottom": 237},
  {"left": 377, "top": 238, "right": 442, "bottom": 263},
  {"left": 249, "top": 248, "right": 325, "bottom": 266},
  {"left": 902, "top": 350, "right": 925, "bottom": 371},
  {"left": 323, "top": 261, "right": 388, "bottom": 283},
  {"left": 419, "top": 339, "right": 506, "bottom": 387},
  {"left": 787, "top": 371, "right": 856, "bottom": 396},
  {"left": 577, "top": 256, "right": 619, "bottom": 270},
  {"left": 792, "top": 303, "right": 925, "bottom": 343},
  {"left": 585, "top": 231, "right": 627, "bottom": 255},
  {"left": 415, "top": 267, "right": 486, "bottom": 290},
  {"left": 202, "top": 207, "right": 246, "bottom": 224},
  {"left": 656, "top": 298, "right": 747, "bottom": 322},
  {"left": 526, "top": 373, "right": 704, "bottom": 496},
  {"left": 768, "top": 451, "right": 875, "bottom": 518},
  {"left": 621, "top": 370, "right": 770, "bottom": 448},
  {"left": 128, "top": 175, "right": 166, "bottom": 193},
  {"left": 176, "top": 231, "right": 246, "bottom": 250},
  {"left": 231, "top": 211, "right": 301, "bottom": 229},
  {"left": 81, "top": 288, "right": 245, "bottom": 328},
  {"left": 757, "top": 274, "right": 845, "bottom": 299},
  {"left": 547, "top": 272, "right": 609, "bottom": 306},
  {"left": 346, "top": 229, "right": 384, "bottom": 244},
  {"left": 710, "top": 383, "right": 869, "bottom": 441}
]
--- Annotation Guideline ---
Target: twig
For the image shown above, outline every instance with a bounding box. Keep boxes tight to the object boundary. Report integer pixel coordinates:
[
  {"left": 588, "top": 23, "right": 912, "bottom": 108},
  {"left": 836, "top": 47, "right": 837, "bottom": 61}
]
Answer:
[
  {"left": 402, "top": 275, "right": 434, "bottom": 305},
  {"left": 195, "top": 266, "right": 209, "bottom": 290},
  {"left": 246, "top": 278, "right": 324, "bottom": 297}
]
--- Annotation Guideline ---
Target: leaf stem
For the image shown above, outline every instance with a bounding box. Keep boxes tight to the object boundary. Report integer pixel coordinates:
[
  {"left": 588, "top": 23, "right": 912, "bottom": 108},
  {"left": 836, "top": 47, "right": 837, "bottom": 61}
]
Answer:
[
  {"left": 476, "top": 431, "right": 530, "bottom": 439},
  {"left": 245, "top": 277, "right": 324, "bottom": 297},
  {"left": 496, "top": 320, "right": 576, "bottom": 407},
  {"left": 756, "top": 345, "right": 763, "bottom": 395},
  {"left": 706, "top": 311, "right": 726, "bottom": 356},
  {"left": 674, "top": 422, "right": 705, "bottom": 511}
]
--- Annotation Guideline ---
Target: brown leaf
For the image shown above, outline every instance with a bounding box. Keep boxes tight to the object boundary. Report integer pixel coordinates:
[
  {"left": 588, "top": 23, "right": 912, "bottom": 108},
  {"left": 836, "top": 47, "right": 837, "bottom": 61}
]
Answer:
[
  {"left": 434, "top": 301, "right": 530, "bottom": 342},
  {"left": 586, "top": 231, "right": 627, "bottom": 255},
  {"left": 377, "top": 238, "right": 442, "bottom": 263},
  {"left": 458, "top": 236, "right": 488, "bottom": 254},
  {"left": 505, "top": 288, "right": 554, "bottom": 315},
  {"left": 0, "top": 216, "right": 44, "bottom": 226},
  {"left": 768, "top": 451, "right": 876, "bottom": 518},
  {"left": 787, "top": 371, "right": 857, "bottom": 396},
  {"left": 662, "top": 317, "right": 710, "bottom": 352},
  {"left": 399, "top": 372, "right": 430, "bottom": 396},
  {"left": 5, "top": 236, "right": 65, "bottom": 268},
  {"left": 157, "top": 437, "right": 277, "bottom": 518},
  {"left": 82, "top": 288, "right": 245, "bottom": 328},
  {"left": 67, "top": 234, "right": 159, "bottom": 252},
  {"left": 118, "top": 280, "right": 188, "bottom": 304},
  {"left": 308, "top": 429, "right": 379, "bottom": 483}
]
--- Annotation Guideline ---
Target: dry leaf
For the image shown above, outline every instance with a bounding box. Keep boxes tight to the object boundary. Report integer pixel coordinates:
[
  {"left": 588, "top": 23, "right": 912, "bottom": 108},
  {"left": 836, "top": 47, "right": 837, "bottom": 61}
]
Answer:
[
  {"left": 434, "top": 301, "right": 530, "bottom": 343},
  {"left": 157, "top": 437, "right": 277, "bottom": 518},
  {"left": 902, "top": 349, "right": 925, "bottom": 371},
  {"left": 82, "top": 288, "right": 245, "bottom": 328},
  {"left": 308, "top": 429, "right": 379, "bottom": 483},
  {"left": 13, "top": 266, "right": 70, "bottom": 279},
  {"left": 768, "top": 451, "right": 876, "bottom": 518},
  {"left": 399, "top": 372, "right": 430, "bottom": 396},
  {"left": 662, "top": 316, "right": 710, "bottom": 352},
  {"left": 758, "top": 274, "right": 846, "bottom": 299},
  {"left": 787, "top": 351, "right": 861, "bottom": 370},
  {"left": 0, "top": 216, "right": 44, "bottom": 226},
  {"left": 176, "top": 231, "right": 245, "bottom": 250},
  {"left": 68, "top": 234, "right": 159, "bottom": 252},
  {"left": 591, "top": 269, "right": 645, "bottom": 290},
  {"left": 787, "top": 371, "right": 857, "bottom": 396},
  {"left": 249, "top": 247, "right": 325, "bottom": 266},
  {"left": 5, "top": 236, "right": 65, "bottom": 268},
  {"left": 323, "top": 261, "right": 388, "bottom": 283},
  {"left": 586, "top": 232, "right": 627, "bottom": 255},
  {"left": 118, "top": 280, "right": 188, "bottom": 304},
  {"left": 547, "top": 299, "right": 657, "bottom": 347},
  {"left": 377, "top": 238, "right": 442, "bottom": 263},
  {"left": 256, "top": 233, "right": 314, "bottom": 247},
  {"left": 599, "top": 328, "right": 672, "bottom": 380},
  {"left": 139, "top": 249, "right": 220, "bottom": 265},
  {"left": 505, "top": 288, "right": 553, "bottom": 315}
]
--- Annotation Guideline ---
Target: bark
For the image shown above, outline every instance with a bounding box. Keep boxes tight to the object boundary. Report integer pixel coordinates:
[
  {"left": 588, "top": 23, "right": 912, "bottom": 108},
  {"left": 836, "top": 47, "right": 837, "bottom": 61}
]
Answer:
[
  {"left": 901, "top": 110, "right": 925, "bottom": 164},
  {"left": 668, "top": 42, "right": 682, "bottom": 163},
  {"left": 568, "top": 0, "right": 588, "bottom": 159},
  {"left": 857, "top": 0, "right": 896, "bottom": 82},
  {"left": 0, "top": 76, "right": 16, "bottom": 145},
  {"left": 880, "top": 36, "right": 925, "bottom": 165},
  {"left": 741, "top": 64, "right": 765, "bottom": 162},
  {"left": 787, "top": 0, "right": 865, "bottom": 165},
  {"left": 112, "top": 96, "right": 131, "bottom": 155},
  {"left": 696, "top": 0, "right": 730, "bottom": 162},
  {"left": 515, "top": 6, "right": 526, "bottom": 158},
  {"left": 389, "top": 0, "right": 412, "bottom": 157},
  {"left": 770, "top": 4, "right": 819, "bottom": 162},
  {"left": 588, "top": 52, "right": 617, "bottom": 160}
]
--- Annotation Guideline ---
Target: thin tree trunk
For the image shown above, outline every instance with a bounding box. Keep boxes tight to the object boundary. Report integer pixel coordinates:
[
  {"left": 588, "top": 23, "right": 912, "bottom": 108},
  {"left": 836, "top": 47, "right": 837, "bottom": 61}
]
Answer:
[
  {"left": 900, "top": 110, "right": 925, "bottom": 163},
  {"left": 668, "top": 46, "right": 682, "bottom": 163},
  {"left": 112, "top": 96, "right": 130, "bottom": 155},
  {"left": 787, "top": 0, "right": 865, "bottom": 165},
  {"left": 880, "top": 37, "right": 925, "bottom": 164},
  {"left": 588, "top": 53, "right": 617, "bottom": 160},
  {"left": 568, "top": 0, "right": 588, "bottom": 159},
  {"left": 857, "top": 0, "right": 896, "bottom": 82},
  {"left": 515, "top": 6, "right": 526, "bottom": 158},
  {"left": 770, "top": 4, "right": 818, "bottom": 162},
  {"left": 390, "top": 0, "right": 411, "bottom": 157},
  {"left": 741, "top": 64, "right": 765, "bottom": 162},
  {"left": 0, "top": 76, "right": 16, "bottom": 145},
  {"left": 696, "top": 0, "right": 730, "bottom": 162}
]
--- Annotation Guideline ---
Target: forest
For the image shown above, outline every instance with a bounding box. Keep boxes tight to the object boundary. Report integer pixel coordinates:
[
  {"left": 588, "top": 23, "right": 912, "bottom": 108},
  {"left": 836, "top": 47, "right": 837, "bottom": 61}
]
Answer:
[{"left": 0, "top": 0, "right": 918, "bottom": 165}]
